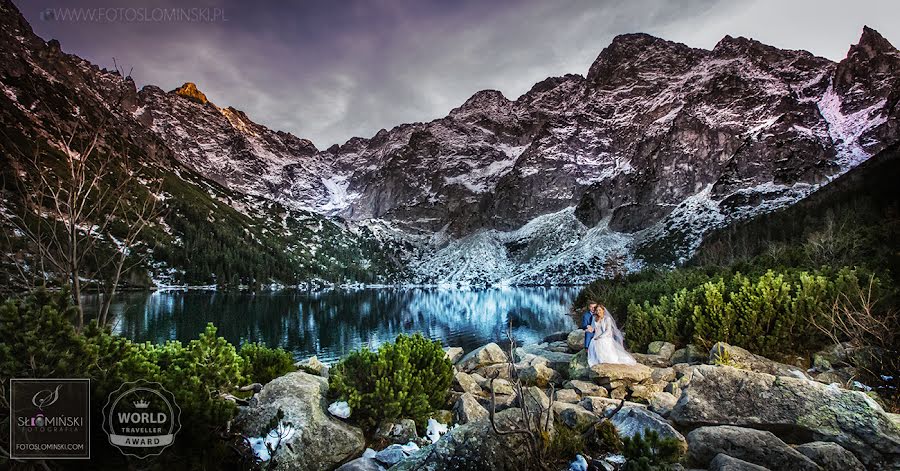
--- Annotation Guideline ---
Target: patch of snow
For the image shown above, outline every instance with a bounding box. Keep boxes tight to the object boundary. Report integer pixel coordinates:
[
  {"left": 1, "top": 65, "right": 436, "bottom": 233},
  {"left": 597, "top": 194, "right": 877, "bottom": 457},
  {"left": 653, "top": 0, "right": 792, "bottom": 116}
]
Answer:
[
  {"left": 328, "top": 400, "right": 351, "bottom": 419},
  {"left": 817, "top": 83, "right": 887, "bottom": 169}
]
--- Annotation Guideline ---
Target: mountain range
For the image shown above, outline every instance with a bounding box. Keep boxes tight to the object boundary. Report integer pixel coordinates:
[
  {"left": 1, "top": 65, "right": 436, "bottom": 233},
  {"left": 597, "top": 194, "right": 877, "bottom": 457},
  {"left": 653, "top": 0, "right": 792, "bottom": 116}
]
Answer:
[{"left": 1, "top": 0, "right": 898, "bottom": 287}]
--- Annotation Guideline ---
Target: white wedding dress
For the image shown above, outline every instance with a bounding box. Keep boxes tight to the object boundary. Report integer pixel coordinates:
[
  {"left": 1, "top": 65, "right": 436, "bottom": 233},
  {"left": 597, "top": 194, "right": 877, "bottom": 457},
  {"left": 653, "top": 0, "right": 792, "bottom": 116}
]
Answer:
[{"left": 587, "top": 312, "right": 636, "bottom": 366}]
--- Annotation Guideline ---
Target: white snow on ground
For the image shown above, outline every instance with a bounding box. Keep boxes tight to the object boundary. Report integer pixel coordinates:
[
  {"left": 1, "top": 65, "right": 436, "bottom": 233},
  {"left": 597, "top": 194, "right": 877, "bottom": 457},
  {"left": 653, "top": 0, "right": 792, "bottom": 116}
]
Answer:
[{"left": 817, "top": 83, "right": 888, "bottom": 169}]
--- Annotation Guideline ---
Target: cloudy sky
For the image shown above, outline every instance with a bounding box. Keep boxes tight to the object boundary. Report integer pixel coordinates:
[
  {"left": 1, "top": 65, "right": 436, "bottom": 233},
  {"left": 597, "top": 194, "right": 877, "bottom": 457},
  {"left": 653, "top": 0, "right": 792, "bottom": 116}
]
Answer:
[{"left": 13, "top": 0, "right": 900, "bottom": 147}]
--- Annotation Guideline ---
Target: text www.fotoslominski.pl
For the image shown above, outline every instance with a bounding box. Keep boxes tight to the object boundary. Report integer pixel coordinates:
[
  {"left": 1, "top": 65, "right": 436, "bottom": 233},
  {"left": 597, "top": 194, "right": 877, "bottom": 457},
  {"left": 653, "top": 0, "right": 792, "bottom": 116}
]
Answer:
[{"left": 40, "top": 7, "right": 227, "bottom": 23}]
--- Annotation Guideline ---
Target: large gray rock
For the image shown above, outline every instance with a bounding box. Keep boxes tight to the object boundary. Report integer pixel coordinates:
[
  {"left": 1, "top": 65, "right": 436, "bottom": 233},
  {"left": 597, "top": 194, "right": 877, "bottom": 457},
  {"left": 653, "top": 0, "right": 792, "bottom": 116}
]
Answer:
[
  {"left": 390, "top": 408, "right": 554, "bottom": 470},
  {"left": 453, "top": 393, "right": 489, "bottom": 425},
  {"left": 516, "top": 344, "right": 575, "bottom": 371},
  {"left": 565, "top": 379, "right": 607, "bottom": 397},
  {"left": 648, "top": 341, "right": 676, "bottom": 359},
  {"left": 591, "top": 363, "right": 652, "bottom": 389},
  {"left": 670, "top": 344, "right": 706, "bottom": 364},
  {"left": 709, "top": 453, "right": 771, "bottom": 471},
  {"left": 443, "top": 346, "right": 464, "bottom": 364},
  {"left": 553, "top": 402, "right": 598, "bottom": 429},
  {"left": 568, "top": 350, "right": 595, "bottom": 381},
  {"left": 648, "top": 391, "right": 677, "bottom": 418},
  {"left": 453, "top": 371, "right": 482, "bottom": 395},
  {"left": 631, "top": 353, "right": 671, "bottom": 368},
  {"left": 709, "top": 343, "right": 809, "bottom": 379},
  {"left": 609, "top": 405, "right": 686, "bottom": 451},
  {"left": 795, "top": 441, "right": 865, "bottom": 471},
  {"left": 671, "top": 365, "right": 900, "bottom": 469},
  {"left": 519, "top": 362, "right": 560, "bottom": 387},
  {"left": 686, "top": 426, "right": 820, "bottom": 470},
  {"left": 336, "top": 457, "right": 386, "bottom": 471},
  {"left": 458, "top": 343, "right": 508, "bottom": 372},
  {"left": 568, "top": 329, "right": 586, "bottom": 352},
  {"left": 236, "top": 372, "right": 365, "bottom": 471}
]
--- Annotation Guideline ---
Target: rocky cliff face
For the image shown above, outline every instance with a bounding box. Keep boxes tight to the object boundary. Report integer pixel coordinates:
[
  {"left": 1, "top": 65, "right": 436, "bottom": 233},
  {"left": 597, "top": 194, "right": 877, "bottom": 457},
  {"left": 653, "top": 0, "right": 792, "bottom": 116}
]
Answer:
[
  {"left": 3, "top": 0, "right": 898, "bottom": 285},
  {"left": 130, "top": 26, "right": 898, "bottom": 284}
]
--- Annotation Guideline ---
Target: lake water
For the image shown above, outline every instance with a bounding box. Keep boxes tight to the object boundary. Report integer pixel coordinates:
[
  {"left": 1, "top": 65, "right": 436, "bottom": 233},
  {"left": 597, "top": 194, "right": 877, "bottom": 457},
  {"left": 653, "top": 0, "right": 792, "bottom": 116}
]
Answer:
[{"left": 91, "top": 287, "right": 580, "bottom": 363}]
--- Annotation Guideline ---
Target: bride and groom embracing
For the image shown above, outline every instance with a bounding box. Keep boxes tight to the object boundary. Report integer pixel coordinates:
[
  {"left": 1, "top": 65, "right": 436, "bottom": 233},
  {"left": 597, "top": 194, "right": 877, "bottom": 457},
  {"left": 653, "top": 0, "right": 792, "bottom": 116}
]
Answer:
[{"left": 581, "top": 301, "right": 636, "bottom": 367}]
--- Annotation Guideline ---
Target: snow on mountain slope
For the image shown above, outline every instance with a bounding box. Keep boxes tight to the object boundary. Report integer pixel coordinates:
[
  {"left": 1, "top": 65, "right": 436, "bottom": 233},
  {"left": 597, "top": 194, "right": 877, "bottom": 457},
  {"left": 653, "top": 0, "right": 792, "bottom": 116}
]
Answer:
[{"left": 13, "top": 0, "right": 896, "bottom": 286}]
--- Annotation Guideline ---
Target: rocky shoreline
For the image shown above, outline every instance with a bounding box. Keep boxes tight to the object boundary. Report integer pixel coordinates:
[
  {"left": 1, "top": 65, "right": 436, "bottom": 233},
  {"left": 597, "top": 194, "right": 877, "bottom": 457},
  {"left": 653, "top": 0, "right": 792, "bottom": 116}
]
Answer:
[{"left": 234, "top": 330, "right": 900, "bottom": 470}]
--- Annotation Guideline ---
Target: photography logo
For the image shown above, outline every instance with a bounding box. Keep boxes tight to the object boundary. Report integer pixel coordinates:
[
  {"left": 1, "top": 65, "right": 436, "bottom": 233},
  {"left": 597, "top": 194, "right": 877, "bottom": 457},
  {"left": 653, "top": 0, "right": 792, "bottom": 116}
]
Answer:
[
  {"left": 102, "top": 380, "right": 181, "bottom": 458},
  {"left": 10, "top": 378, "right": 90, "bottom": 459}
]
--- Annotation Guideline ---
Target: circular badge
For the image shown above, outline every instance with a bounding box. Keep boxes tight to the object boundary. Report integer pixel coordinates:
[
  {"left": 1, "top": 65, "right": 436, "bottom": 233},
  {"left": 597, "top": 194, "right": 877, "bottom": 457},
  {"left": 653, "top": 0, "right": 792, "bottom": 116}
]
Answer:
[{"left": 102, "top": 380, "right": 181, "bottom": 458}]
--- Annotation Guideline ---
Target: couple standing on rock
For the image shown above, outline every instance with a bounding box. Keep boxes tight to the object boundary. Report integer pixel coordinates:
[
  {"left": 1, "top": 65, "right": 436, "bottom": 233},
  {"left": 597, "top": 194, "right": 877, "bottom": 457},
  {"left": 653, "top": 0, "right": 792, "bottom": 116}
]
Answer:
[{"left": 581, "top": 301, "right": 636, "bottom": 367}]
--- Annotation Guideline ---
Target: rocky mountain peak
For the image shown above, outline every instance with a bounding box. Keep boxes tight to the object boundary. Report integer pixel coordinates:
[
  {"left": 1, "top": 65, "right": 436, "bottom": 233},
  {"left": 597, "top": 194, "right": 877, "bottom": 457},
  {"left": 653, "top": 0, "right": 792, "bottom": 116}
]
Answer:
[
  {"left": 834, "top": 26, "right": 900, "bottom": 96},
  {"left": 586, "top": 32, "right": 705, "bottom": 87},
  {"left": 449, "top": 89, "right": 512, "bottom": 119},
  {"left": 172, "top": 82, "right": 210, "bottom": 105},
  {"left": 854, "top": 26, "right": 898, "bottom": 58}
]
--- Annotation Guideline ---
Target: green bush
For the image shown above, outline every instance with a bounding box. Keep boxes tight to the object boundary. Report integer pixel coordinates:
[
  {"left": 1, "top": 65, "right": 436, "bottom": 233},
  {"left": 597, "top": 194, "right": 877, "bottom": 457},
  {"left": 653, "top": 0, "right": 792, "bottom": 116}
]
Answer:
[
  {"left": 240, "top": 341, "right": 296, "bottom": 384},
  {"left": 622, "top": 430, "right": 683, "bottom": 471},
  {"left": 620, "top": 267, "right": 878, "bottom": 357},
  {"left": 329, "top": 333, "right": 454, "bottom": 429},
  {"left": 0, "top": 291, "right": 275, "bottom": 469}
]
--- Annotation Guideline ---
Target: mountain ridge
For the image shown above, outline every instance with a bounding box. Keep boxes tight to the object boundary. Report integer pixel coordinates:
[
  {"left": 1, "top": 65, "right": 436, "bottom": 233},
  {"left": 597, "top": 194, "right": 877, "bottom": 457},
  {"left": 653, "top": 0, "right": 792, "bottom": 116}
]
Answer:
[{"left": 2, "top": 0, "right": 898, "bottom": 285}]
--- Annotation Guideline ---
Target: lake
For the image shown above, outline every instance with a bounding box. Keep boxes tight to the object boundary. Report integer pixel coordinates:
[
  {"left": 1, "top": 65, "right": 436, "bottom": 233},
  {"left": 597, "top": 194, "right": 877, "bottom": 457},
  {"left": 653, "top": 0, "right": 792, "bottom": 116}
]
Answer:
[{"left": 89, "top": 287, "right": 580, "bottom": 363}]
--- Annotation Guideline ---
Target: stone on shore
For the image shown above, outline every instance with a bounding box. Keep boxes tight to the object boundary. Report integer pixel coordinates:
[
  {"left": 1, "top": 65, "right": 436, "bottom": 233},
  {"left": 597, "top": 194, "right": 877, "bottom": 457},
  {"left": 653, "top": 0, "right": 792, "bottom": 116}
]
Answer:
[
  {"left": 565, "top": 380, "right": 608, "bottom": 397},
  {"left": 647, "top": 341, "right": 676, "bottom": 359},
  {"left": 795, "top": 441, "right": 866, "bottom": 471},
  {"left": 671, "top": 365, "right": 900, "bottom": 468},
  {"left": 236, "top": 372, "right": 365, "bottom": 471},
  {"left": 709, "top": 453, "right": 770, "bottom": 471},
  {"left": 458, "top": 343, "right": 508, "bottom": 372},
  {"left": 670, "top": 344, "right": 706, "bottom": 364},
  {"left": 591, "top": 363, "right": 652, "bottom": 389},
  {"left": 686, "top": 425, "right": 820, "bottom": 470},
  {"left": 453, "top": 371, "right": 482, "bottom": 395},
  {"left": 709, "top": 342, "right": 809, "bottom": 379},
  {"left": 520, "top": 362, "right": 560, "bottom": 387},
  {"left": 453, "top": 393, "right": 488, "bottom": 425},
  {"left": 567, "top": 329, "right": 586, "bottom": 352},
  {"left": 443, "top": 346, "right": 464, "bottom": 364},
  {"left": 610, "top": 405, "right": 686, "bottom": 451}
]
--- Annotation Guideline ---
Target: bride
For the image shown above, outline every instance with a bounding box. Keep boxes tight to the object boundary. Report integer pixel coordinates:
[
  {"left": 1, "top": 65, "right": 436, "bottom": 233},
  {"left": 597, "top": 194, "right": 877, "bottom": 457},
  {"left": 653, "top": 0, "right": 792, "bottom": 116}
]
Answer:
[{"left": 586, "top": 303, "right": 636, "bottom": 366}]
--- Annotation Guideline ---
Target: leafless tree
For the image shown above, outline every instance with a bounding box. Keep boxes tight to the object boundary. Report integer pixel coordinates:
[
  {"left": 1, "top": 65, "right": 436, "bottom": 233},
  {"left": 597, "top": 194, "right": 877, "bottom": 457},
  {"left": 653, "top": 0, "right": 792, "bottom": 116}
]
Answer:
[{"left": 0, "top": 63, "right": 160, "bottom": 328}]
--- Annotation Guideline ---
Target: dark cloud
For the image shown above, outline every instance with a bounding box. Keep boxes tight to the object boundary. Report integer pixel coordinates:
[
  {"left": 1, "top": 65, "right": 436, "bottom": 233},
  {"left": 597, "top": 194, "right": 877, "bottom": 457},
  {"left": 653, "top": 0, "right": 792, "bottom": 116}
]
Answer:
[{"left": 13, "top": 0, "right": 899, "bottom": 147}]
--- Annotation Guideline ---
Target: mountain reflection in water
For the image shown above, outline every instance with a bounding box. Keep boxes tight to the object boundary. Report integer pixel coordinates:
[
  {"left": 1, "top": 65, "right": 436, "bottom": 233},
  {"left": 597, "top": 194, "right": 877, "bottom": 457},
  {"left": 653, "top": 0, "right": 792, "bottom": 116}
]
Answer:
[{"left": 88, "top": 287, "right": 579, "bottom": 363}]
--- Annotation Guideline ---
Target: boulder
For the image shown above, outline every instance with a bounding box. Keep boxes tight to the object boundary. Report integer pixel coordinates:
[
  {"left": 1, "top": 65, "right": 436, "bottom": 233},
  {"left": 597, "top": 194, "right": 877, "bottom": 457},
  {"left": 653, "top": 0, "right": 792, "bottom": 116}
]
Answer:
[
  {"left": 458, "top": 343, "right": 508, "bottom": 372},
  {"left": 648, "top": 392, "right": 677, "bottom": 418},
  {"left": 373, "top": 419, "right": 418, "bottom": 446},
  {"left": 709, "top": 343, "right": 809, "bottom": 379},
  {"left": 610, "top": 405, "right": 686, "bottom": 451},
  {"left": 671, "top": 365, "right": 900, "bottom": 469},
  {"left": 591, "top": 363, "right": 652, "bottom": 389},
  {"left": 569, "top": 350, "right": 595, "bottom": 381},
  {"left": 629, "top": 382, "right": 665, "bottom": 403},
  {"left": 443, "top": 346, "right": 464, "bottom": 364},
  {"left": 488, "top": 378, "right": 515, "bottom": 396},
  {"left": 390, "top": 408, "right": 554, "bottom": 470},
  {"left": 568, "top": 329, "right": 586, "bottom": 352},
  {"left": 235, "top": 372, "right": 365, "bottom": 471},
  {"left": 454, "top": 371, "right": 482, "bottom": 395},
  {"left": 686, "top": 425, "right": 820, "bottom": 470},
  {"left": 470, "top": 372, "right": 489, "bottom": 388},
  {"left": 453, "top": 393, "right": 488, "bottom": 425},
  {"left": 580, "top": 397, "right": 645, "bottom": 415},
  {"left": 520, "top": 386, "right": 551, "bottom": 419},
  {"left": 795, "top": 441, "right": 865, "bottom": 471},
  {"left": 543, "top": 331, "right": 571, "bottom": 343},
  {"left": 374, "top": 444, "right": 408, "bottom": 467},
  {"left": 336, "top": 457, "right": 386, "bottom": 471},
  {"left": 565, "top": 380, "right": 608, "bottom": 397},
  {"left": 651, "top": 367, "right": 676, "bottom": 383},
  {"left": 475, "top": 393, "right": 518, "bottom": 413},
  {"left": 648, "top": 341, "right": 676, "bottom": 359},
  {"left": 709, "top": 453, "right": 771, "bottom": 471},
  {"left": 553, "top": 402, "right": 598, "bottom": 429},
  {"left": 547, "top": 340, "right": 571, "bottom": 353},
  {"left": 632, "top": 353, "right": 671, "bottom": 368},
  {"left": 520, "top": 362, "right": 560, "bottom": 387},
  {"left": 474, "top": 363, "right": 515, "bottom": 381},
  {"left": 295, "top": 355, "right": 329, "bottom": 377},
  {"left": 670, "top": 344, "right": 706, "bottom": 364},
  {"left": 517, "top": 344, "right": 575, "bottom": 371},
  {"left": 554, "top": 388, "right": 581, "bottom": 404}
]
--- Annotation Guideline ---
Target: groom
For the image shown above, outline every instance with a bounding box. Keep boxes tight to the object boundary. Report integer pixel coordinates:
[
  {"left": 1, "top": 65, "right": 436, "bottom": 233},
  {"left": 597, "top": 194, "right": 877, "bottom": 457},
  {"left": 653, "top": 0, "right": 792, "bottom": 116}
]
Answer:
[{"left": 581, "top": 302, "right": 597, "bottom": 350}]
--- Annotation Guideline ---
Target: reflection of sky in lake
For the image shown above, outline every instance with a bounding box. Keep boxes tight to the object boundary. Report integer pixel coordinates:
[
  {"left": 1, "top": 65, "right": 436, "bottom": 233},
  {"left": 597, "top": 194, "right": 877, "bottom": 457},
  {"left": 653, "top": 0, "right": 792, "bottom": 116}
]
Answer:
[{"left": 87, "top": 287, "right": 578, "bottom": 363}]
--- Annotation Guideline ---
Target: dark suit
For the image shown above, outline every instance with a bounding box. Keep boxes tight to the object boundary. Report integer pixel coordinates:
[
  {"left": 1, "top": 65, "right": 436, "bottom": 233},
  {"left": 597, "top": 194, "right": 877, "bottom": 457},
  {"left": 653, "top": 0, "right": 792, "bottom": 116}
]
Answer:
[{"left": 581, "top": 311, "right": 594, "bottom": 349}]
